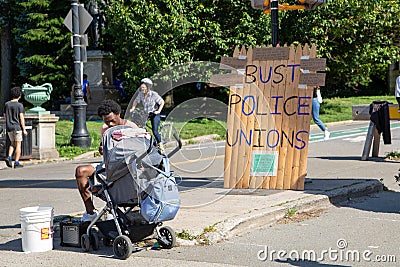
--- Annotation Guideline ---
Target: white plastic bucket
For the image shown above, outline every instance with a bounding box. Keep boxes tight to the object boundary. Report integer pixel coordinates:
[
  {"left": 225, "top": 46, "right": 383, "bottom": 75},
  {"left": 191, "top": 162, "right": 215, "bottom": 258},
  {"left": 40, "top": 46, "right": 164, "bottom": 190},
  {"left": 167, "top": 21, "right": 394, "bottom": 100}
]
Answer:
[{"left": 19, "top": 206, "right": 54, "bottom": 252}]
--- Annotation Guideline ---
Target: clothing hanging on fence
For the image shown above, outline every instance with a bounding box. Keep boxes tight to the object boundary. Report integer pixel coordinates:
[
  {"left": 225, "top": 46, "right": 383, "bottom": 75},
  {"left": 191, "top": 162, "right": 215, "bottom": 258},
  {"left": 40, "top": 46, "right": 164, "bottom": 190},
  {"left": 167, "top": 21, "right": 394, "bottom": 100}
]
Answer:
[{"left": 369, "top": 101, "right": 391, "bottom": 144}]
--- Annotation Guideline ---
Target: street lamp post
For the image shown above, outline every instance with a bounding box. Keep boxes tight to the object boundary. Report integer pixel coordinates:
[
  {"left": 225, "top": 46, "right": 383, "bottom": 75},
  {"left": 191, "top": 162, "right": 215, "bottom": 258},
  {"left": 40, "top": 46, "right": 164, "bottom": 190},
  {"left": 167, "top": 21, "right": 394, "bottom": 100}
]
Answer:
[
  {"left": 271, "top": 0, "right": 279, "bottom": 47},
  {"left": 70, "top": 0, "right": 91, "bottom": 147}
]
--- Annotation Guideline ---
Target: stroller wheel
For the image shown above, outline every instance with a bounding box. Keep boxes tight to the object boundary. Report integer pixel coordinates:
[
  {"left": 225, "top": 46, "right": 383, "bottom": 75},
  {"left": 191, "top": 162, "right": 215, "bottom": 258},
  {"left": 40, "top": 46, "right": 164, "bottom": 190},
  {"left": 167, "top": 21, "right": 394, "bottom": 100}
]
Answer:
[
  {"left": 113, "top": 235, "right": 133, "bottom": 260},
  {"left": 91, "top": 231, "right": 100, "bottom": 251},
  {"left": 157, "top": 226, "right": 176, "bottom": 249},
  {"left": 81, "top": 234, "right": 90, "bottom": 252}
]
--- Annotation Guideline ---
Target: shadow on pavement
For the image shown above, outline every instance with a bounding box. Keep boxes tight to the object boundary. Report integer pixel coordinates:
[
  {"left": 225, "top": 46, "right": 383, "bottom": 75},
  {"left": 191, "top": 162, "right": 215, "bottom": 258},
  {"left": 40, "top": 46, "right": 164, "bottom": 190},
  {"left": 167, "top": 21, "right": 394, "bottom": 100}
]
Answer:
[
  {"left": 334, "top": 189, "right": 400, "bottom": 214},
  {"left": 0, "top": 179, "right": 77, "bottom": 189},
  {"left": 313, "top": 155, "right": 394, "bottom": 163},
  {"left": 305, "top": 178, "right": 400, "bottom": 214},
  {"left": 275, "top": 258, "right": 350, "bottom": 267},
  {"left": 178, "top": 176, "right": 223, "bottom": 190}
]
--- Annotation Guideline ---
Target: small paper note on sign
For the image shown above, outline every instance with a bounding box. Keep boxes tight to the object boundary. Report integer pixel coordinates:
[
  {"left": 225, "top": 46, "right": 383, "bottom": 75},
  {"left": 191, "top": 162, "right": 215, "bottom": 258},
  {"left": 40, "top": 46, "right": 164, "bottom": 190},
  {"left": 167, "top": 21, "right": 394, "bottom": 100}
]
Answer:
[
  {"left": 209, "top": 74, "right": 244, "bottom": 87},
  {"left": 220, "top": 57, "right": 247, "bottom": 70},
  {"left": 252, "top": 47, "right": 290, "bottom": 61},
  {"left": 299, "top": 73, "right": 326, "bottom": 86},
  {"left": 300, "top": 58, "right": 326, "bottom": 72}
]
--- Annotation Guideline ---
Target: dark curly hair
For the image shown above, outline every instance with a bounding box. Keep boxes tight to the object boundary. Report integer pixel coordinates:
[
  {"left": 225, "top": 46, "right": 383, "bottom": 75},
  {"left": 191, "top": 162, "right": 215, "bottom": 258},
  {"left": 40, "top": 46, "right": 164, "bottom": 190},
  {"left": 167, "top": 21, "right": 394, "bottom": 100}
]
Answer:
[
  {"left": 10, "top": 87, "right": 23, "bottom": 99},
  {"left": 97, "top": 99, "right": 121, "bottom": 117}
]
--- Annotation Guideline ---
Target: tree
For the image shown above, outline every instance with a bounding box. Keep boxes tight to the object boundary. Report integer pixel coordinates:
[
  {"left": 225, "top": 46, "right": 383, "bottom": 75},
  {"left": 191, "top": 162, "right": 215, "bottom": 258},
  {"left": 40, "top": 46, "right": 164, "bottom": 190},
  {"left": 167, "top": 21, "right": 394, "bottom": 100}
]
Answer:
[
  {"left": 13, "top": 0, "right": 72, "bottom": 102},
  {"left": 101, "top": 0, "right": 271, "bottom": 95},
  {"left": 279, "top": 0, "right": 400, "bottom": 95},
  {"left": 0, "top": 0, "right": 14, "bottom": 110}
]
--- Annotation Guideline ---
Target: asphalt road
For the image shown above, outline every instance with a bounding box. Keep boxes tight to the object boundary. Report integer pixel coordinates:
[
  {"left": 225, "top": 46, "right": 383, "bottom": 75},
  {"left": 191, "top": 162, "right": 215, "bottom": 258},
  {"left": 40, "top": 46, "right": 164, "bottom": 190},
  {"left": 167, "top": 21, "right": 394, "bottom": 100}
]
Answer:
[{"left": 137, "top": 190, "right": 399, "bottom": 267}]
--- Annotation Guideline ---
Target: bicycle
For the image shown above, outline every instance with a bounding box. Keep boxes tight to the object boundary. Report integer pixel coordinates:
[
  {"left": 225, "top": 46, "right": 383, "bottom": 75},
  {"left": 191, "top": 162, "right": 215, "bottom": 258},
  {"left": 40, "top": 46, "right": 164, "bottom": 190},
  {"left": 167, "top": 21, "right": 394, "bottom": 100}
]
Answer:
[{"left": 130, "top": 110, "right": 176, "bottom": 146}]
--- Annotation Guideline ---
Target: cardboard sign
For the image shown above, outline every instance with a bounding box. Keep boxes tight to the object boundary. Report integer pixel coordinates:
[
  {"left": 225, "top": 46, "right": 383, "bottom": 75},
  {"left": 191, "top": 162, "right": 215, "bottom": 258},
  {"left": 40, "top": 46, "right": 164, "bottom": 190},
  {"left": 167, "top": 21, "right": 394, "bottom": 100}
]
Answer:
[
  {"left": 252, "top": 47, "right": 290, "bottom": 61},
  {"left": 300, "top": 58, "right": 326, "bottom": 72},
  {"left": 299, "top": 72, "right": 326, "bottom": 86},
  {"left": 224, "top": 44, "right": 322, "bottom": 190},
  {"left": 209, "top": 74, "right": 244, "bottom": 87},
  {"left": 220, "top": 57, "right": 247, "bottom": 70}
]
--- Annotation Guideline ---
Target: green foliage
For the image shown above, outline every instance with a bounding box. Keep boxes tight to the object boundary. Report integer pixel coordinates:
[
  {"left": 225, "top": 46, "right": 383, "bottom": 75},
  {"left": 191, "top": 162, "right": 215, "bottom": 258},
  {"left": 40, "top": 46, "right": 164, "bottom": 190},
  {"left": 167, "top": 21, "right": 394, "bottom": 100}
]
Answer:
[
  {"left": 285, "top": 207, "right": 298, "bottom": 217},
  {"left": 13, "top": 0, "right": 72, "bottom": 101},
  {"left": 1, "top": 0, "right": 399, "bottom": 107},
  {"left": 0, "top": 0, "right": 12, "bottom": 27},
  {"left": 102, "top": 0, "right": 271, "bottom": 94},
  {"left": 280, "top": 0, "right": 400, "bottom": 95}
]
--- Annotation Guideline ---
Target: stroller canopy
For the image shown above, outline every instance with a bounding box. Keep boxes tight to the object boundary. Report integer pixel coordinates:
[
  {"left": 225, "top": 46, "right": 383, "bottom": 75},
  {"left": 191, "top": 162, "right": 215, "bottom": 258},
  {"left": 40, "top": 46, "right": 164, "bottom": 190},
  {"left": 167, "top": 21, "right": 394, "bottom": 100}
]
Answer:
[{"left": 102, "top": 125, "right": 163, "bottom": 183}]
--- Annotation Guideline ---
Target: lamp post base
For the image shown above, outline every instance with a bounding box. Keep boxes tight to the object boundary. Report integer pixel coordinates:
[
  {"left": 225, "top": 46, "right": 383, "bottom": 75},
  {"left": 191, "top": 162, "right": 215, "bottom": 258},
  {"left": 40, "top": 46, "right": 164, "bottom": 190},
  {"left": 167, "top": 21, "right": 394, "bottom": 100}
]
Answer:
[{"left": 70, "top": 100, "right": 92, "bottom": 148}]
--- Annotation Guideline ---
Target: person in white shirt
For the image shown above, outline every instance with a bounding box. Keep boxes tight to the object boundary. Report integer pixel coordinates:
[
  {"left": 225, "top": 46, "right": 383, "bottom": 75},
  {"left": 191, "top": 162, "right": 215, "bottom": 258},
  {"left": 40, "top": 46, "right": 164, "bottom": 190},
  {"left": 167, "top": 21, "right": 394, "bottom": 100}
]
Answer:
[
  {"left": 129, "top": 78, "right": 165, "bottom": 150},
  {"left": 395, "top": 74, "right": 400, "bottom": 108},
  {"left": 312, "top": 85, "right": 330, "bottom": 140}
]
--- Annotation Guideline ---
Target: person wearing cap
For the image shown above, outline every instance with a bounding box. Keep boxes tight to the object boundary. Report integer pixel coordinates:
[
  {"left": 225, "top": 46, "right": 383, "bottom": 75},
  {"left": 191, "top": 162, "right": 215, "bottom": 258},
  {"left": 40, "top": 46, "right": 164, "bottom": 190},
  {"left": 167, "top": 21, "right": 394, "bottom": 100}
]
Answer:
[{"left": 129, "top": 78, "right": 165, "bottom": 151}]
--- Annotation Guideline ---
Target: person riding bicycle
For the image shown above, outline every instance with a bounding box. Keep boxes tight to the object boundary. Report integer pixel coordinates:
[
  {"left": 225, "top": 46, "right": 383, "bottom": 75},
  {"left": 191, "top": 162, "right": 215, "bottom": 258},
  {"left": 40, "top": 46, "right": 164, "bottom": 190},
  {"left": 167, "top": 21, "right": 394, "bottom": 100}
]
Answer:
[{"left": 129, "top": 78, "right": 165, "bottom": 151}]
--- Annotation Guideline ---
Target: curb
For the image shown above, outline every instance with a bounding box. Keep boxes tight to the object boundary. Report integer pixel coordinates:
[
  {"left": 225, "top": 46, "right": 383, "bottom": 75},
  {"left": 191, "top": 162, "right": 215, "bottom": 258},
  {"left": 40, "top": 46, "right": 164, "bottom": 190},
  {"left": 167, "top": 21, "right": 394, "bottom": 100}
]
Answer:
[{"left": 202, "top": 179, "right": 383, "bottom": 245}]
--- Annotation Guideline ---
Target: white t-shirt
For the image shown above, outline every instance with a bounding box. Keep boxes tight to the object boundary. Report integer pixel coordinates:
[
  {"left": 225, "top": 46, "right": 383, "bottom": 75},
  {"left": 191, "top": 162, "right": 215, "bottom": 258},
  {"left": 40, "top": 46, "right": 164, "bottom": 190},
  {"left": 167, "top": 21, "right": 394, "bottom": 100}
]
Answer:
[{"left": 395, "top": 75, "right": 400, "bottom": 97}]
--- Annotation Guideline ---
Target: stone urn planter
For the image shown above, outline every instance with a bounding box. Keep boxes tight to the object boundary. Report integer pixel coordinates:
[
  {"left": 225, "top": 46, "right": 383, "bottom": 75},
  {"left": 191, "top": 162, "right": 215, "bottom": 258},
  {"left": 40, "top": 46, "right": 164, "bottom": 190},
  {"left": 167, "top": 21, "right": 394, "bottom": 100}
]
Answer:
[{"left": 22, "top": 83, "right": 53, "bottom": 114}]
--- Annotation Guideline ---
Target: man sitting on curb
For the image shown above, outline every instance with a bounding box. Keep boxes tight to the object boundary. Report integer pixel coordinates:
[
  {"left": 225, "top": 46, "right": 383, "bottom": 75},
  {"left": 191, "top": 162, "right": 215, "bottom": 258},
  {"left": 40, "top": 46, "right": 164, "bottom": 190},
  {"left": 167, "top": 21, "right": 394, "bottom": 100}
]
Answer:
[{"left": 75, "top": 100, "right": 138, "bottom": 221}]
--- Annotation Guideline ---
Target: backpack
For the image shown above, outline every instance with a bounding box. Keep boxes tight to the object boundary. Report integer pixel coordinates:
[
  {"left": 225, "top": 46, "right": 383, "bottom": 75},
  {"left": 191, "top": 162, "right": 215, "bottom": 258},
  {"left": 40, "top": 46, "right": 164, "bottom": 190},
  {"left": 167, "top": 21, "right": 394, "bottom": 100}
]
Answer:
[{"left": 140, "top": 174, "right": 180, "bottom": 223}]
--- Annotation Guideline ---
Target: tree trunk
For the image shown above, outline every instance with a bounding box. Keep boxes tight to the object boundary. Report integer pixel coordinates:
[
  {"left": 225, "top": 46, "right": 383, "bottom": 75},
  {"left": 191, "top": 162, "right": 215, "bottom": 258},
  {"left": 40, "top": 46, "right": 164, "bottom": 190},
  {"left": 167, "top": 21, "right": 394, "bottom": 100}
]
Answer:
[{"left": 1, "top": 25, "right": 12, "bottom": 111}]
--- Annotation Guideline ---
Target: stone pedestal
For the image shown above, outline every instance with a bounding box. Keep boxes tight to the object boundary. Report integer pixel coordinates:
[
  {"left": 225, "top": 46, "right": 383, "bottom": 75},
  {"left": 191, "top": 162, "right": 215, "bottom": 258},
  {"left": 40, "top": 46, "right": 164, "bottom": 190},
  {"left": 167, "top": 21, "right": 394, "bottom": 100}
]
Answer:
[
  {"left": 26, "top": 114, "right": 59, "bottom": 160},
  {"left": 84, "top": 50, "right": 117, "bottom": 113},
  {"left": 84, "top": 50, "right": 113, "bottom": 87}
]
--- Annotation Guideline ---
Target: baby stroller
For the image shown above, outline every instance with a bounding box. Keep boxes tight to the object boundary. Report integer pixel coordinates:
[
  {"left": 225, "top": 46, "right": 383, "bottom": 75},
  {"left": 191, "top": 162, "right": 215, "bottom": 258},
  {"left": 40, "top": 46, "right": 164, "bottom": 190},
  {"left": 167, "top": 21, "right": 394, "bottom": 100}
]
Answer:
[{"left": 81, "top": 125, "right": 182, "bottom": 259}]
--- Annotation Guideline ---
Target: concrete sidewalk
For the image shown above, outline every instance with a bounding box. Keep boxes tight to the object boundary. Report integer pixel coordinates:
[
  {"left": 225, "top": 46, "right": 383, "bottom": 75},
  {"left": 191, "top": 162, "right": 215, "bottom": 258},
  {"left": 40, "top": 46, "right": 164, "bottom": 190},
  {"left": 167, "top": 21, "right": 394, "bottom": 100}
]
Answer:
[{"left": 173, "top": 178, "right": 382, "bottom": 245}]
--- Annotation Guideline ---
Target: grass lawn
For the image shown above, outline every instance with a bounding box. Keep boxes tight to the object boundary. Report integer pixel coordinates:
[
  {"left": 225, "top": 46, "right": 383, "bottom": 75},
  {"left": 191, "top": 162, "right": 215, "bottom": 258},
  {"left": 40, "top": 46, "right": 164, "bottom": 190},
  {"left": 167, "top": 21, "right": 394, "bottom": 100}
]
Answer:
[{"left": 320, "top": 95, "right": 396, "bottom": 123}]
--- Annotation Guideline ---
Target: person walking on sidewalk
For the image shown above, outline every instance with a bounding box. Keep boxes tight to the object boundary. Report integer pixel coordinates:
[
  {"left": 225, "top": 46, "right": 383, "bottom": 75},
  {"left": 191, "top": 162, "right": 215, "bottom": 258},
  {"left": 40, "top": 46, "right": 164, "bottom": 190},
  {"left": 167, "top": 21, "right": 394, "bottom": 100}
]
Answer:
[
  {"left": 3, "top": 87, "right": 28, "bottom": 168},
  {"left": 75, "top": 100, "right": 138, "bottom": 221},
  {"left": 129, "top": 78, "right": 165, "bottom": 151},
  {"left": 395, "top": 73, "right": 400, "bottom": 108},
  {"left": 312, "top": 85, "right": 330, "bottom": 140},
  {"left": 82, "top": 74, "right": 91, "bottom": 103}
]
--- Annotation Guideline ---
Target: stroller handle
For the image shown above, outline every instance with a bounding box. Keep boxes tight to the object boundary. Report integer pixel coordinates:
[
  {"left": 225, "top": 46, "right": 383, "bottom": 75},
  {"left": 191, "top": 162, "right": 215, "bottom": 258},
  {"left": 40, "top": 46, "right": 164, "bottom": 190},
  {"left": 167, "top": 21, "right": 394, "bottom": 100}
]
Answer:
[{"left": 167, "top": 132, "right": 182, "bottom": 158}]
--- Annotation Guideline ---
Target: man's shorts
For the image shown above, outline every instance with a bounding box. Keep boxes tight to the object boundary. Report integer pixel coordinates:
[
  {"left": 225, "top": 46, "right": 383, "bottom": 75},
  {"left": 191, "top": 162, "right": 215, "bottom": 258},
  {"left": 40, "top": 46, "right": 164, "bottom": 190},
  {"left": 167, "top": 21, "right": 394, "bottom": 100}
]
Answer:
[
  {"left": 8, "top": 131, "right": 23, "bottom": 142},
  {"left": 90, "top": 162, "right": 106, "bottom": 185},
  {"left": 91, "top": 162, "right": 105, "bottom": 173}
]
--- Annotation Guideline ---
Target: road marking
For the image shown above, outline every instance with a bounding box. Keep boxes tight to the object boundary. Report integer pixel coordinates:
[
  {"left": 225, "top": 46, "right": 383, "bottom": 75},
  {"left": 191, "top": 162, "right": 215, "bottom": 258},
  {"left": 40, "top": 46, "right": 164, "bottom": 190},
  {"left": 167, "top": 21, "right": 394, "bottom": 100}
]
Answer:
[
  {"left": 172, "top": 155, "right": 224, "bottom": 166},
  {"left": 343, "top": 136, "right": 366, "bottom": 142},
  {"left": 182, "top": 144, "right": 225, "bottom": 151},
  {"left": 310, "top": 122, "right": 400, "bottom": 142}
]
